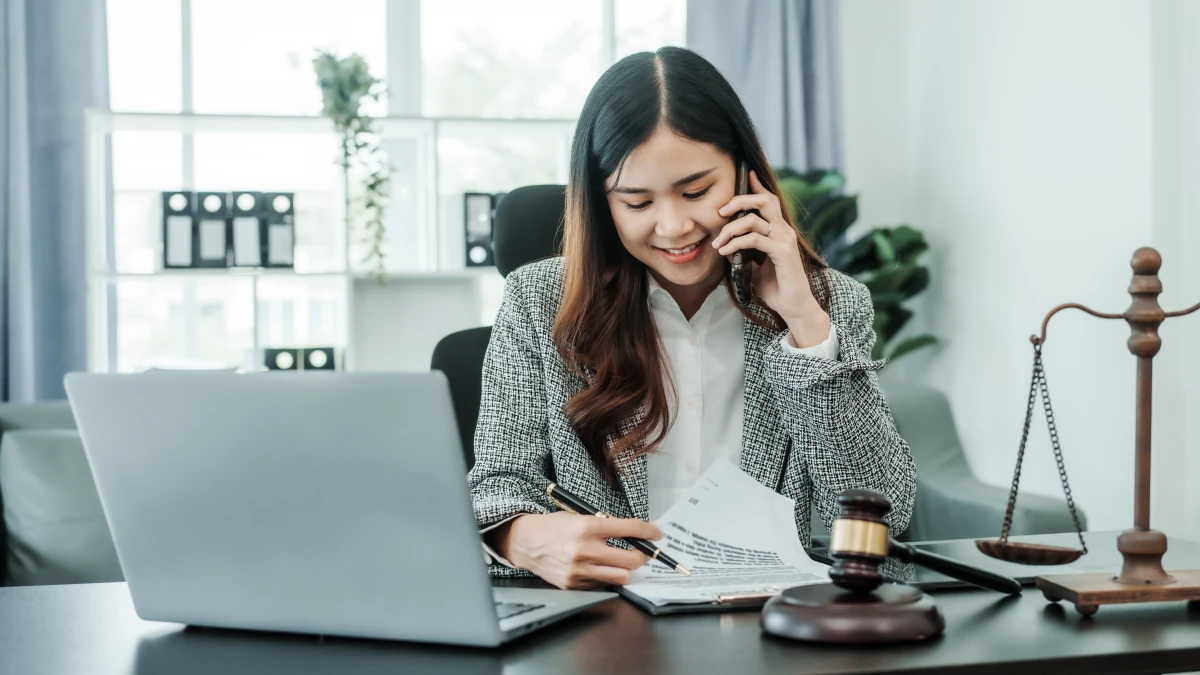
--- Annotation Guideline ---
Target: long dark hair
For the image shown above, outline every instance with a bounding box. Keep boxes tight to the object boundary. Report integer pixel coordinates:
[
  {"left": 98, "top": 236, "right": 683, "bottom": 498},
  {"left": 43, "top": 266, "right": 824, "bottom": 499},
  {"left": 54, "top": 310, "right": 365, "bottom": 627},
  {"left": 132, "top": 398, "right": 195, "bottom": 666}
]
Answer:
[{"left": 552, "top": 47, "right": 830, "bottom": 486}]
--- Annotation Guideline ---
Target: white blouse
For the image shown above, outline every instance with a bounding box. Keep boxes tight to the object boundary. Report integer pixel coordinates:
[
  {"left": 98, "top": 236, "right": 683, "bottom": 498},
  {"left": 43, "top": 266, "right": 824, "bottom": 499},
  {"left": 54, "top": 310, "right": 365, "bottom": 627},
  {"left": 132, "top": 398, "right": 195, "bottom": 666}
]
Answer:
[
  {"left": 644, "top": 274, "right": 838, "bottom": 520},
  {"left": 482, "top": 275, "right": 838, "bottom": 566}
]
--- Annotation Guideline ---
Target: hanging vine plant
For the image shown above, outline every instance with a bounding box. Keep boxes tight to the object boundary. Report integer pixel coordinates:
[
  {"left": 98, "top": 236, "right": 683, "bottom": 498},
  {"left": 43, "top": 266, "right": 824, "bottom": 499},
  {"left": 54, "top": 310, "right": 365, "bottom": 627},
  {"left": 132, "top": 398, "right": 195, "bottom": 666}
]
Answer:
[{"left": 313, "top": 51, "right": 391, "bottom": 277}]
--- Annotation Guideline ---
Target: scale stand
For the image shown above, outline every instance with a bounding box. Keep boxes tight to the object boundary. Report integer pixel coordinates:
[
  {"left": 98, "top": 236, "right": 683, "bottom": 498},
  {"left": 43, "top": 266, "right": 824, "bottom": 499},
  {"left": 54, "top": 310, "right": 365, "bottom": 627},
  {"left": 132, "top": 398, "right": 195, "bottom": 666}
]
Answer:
[{"left": 996, "top": 247, "right": 1200, "bottom": 616}]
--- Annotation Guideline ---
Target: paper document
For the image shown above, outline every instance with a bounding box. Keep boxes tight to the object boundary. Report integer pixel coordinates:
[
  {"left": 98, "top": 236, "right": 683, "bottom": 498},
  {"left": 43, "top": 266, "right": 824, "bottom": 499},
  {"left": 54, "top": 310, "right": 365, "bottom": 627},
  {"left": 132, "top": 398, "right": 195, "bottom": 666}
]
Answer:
[{"left": 623, "top": 459, "right": 829, "bottom": 606}]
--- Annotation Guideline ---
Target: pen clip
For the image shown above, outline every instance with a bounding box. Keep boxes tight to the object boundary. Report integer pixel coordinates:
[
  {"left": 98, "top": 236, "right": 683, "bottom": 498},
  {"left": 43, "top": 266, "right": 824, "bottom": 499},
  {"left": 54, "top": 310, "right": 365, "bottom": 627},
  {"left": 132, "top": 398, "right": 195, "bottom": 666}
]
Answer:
[{"left": 545, "top": 483, "right": 578, "bottom": 515}]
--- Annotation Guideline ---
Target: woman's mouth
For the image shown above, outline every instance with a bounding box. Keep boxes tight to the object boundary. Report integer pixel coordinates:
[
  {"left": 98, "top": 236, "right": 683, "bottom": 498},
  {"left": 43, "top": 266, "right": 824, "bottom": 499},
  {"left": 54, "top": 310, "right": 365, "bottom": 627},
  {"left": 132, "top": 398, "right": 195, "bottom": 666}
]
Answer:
[{"left": 656, "top": 236, "right": 707, "bottom": 264}]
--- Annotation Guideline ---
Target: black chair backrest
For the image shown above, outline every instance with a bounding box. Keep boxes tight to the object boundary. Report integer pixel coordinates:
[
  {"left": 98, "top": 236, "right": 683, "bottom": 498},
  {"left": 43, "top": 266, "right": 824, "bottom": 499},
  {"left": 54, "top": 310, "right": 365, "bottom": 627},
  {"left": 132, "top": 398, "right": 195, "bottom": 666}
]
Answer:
[
  {"left": 493, "top": 184, "right": 566, "bottom": 277},
  {"left": 431, "top": 185, "right": 566, "bottom": 469}
]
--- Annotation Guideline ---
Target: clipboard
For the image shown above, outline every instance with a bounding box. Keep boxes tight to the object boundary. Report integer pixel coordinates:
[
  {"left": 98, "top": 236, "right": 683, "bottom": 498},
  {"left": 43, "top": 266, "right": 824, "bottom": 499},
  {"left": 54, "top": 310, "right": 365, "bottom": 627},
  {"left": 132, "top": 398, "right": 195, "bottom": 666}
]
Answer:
[
  {"left": 615, "top": 585, "right": 780, "bottom": 615},
  {"left": 616, "top": 548, "right": 916, "bottom": 615}
]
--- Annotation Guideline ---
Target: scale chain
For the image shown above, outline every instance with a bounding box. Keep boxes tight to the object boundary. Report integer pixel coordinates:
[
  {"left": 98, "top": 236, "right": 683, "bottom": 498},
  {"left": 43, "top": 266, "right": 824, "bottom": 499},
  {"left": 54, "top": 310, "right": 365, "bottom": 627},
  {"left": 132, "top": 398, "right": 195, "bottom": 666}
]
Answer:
[
  {"left": 999, "top": 344, "right": 1041, "bottom": 543},
  {"left": 1035, "top": 351, "right": 1088, "bottom": 554},
  {"left": 998, "top": 342, "right": 1088, "bottom": 554}
]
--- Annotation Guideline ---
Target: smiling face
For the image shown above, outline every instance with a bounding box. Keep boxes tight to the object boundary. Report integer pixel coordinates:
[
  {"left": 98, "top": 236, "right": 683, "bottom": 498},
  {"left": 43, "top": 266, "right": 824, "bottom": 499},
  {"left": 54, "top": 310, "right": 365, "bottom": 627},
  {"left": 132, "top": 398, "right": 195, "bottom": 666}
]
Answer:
[{"left": 605, "top": 124, "right": 737, "bottom": 296}]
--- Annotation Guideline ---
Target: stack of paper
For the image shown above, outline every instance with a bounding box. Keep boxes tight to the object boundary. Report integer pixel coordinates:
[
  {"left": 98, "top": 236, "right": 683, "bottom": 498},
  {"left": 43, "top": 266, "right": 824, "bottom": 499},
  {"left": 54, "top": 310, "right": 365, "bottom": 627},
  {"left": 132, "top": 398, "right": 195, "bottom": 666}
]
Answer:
[{"left": 623, "top": 459, "right": 829, "bottom": 606}]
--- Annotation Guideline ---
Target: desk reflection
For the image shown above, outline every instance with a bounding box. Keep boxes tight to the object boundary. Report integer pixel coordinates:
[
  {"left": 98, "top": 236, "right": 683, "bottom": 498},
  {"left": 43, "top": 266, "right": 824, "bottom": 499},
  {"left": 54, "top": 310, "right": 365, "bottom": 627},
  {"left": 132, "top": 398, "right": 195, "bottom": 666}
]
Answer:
[{"left": 134, "top": 625, "right": 504, "bottom": 675}]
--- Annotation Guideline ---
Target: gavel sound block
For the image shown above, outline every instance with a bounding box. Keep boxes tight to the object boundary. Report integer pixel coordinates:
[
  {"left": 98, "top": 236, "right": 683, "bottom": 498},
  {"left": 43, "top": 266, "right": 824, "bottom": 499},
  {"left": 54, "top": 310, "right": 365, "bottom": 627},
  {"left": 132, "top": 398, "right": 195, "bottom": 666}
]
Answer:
[{"left": 761, "top": 489, "right": 1020, "bottom": 644}]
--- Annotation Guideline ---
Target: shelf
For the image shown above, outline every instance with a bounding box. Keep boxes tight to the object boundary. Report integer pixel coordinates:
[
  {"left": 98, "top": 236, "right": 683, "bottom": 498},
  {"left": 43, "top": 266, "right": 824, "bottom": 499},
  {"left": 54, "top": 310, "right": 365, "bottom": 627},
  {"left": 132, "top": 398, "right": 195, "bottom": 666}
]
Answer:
[
  {"left": 90, "top": 267, "right": 502, "bottom": 281},
  {"left": 84, "top": 108, "right": 545, "bottom": 373},
  {"left": 352, "top": 268, "right": 502, "bottom": 281},
  {"left": 92, "top": 269, "right": 348, "bottom": 279},
  {"left": 90, "top": 110, "right": 575, "bottom": 136}
]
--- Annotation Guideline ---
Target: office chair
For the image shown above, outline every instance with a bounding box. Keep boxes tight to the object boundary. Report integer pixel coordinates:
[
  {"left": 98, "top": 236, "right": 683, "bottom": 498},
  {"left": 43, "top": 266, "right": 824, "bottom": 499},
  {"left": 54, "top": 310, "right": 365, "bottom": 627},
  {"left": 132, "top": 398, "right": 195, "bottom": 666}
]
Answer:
[{"left": 430, "top": 185, "right": 566, "bottom": 470}]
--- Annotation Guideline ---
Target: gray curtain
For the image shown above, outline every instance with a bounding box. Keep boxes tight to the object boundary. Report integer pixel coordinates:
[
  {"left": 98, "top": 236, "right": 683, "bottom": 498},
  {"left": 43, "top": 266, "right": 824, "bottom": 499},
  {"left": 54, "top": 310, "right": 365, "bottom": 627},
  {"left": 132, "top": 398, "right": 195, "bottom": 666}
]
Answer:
[
  {"left": 0, "top": 0, "right": 107, "bottom": 401},
  {"left": 687, "top": 0, "right": 843, "bottom": 172}
]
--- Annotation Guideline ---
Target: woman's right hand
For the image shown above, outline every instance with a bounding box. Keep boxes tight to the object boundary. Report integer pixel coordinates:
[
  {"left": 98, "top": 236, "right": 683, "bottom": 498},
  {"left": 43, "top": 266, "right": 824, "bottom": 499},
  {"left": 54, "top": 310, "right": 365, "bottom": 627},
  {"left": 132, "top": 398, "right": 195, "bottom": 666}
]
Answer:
[{"left": 487, "top": 512, "right": 663, "bottom": 590}]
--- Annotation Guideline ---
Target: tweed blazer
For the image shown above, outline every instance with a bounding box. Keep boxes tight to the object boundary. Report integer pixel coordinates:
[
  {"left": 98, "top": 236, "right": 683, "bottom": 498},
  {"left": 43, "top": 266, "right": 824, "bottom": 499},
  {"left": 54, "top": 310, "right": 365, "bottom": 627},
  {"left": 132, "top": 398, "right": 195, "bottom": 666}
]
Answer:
[{"left": 468, "top": 256, "right": 917, "bottom": 577}]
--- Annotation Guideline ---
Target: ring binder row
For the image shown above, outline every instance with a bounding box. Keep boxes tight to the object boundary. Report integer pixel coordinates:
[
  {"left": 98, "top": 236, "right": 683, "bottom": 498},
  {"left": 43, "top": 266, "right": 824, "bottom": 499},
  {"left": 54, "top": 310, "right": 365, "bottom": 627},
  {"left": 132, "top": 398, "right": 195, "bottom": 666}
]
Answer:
[{"left": 161, "top": 191, "right": 295, "bottom": 270}]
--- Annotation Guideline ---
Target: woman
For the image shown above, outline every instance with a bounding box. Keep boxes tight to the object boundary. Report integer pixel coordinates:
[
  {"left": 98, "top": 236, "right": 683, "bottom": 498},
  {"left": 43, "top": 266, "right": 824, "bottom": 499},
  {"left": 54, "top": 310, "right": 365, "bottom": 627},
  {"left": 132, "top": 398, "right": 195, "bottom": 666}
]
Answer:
[{"left": 468, "top": 47, "right": 916, "bottom": 590}]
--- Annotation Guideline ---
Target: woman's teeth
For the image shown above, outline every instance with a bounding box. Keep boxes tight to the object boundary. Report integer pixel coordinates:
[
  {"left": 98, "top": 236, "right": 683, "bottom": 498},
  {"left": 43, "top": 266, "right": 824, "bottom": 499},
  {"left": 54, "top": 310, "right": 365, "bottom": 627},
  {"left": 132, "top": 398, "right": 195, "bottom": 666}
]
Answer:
[{"left": 665, "top": 242, "right": 699, "bottom": 255}]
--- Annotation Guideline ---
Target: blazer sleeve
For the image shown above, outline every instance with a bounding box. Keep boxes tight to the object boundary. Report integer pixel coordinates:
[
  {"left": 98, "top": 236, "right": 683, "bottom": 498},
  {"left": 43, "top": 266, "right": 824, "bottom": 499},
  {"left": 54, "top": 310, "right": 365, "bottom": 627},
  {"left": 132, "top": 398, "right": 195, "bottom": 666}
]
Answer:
[
  {"left": 763, "top": 276, "right": 917, "bottom": 535},
  {"left": 467, "top": 268, "right": 555, "bottom": 534}
]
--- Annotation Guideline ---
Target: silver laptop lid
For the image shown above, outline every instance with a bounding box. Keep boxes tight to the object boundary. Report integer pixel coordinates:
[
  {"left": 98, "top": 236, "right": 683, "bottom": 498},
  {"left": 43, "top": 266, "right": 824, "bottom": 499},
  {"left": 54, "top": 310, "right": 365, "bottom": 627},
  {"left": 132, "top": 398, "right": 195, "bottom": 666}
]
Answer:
[{"left": 64, "top": 371, "right": 501, "bottom": 645}]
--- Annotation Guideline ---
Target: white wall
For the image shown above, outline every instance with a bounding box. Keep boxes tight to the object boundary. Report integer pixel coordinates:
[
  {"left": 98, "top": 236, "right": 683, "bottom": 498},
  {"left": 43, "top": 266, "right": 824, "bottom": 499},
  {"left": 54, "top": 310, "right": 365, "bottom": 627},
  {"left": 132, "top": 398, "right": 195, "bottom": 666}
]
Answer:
[{"left": 841, "top": 0, "right": 1200, "bottom": 538}]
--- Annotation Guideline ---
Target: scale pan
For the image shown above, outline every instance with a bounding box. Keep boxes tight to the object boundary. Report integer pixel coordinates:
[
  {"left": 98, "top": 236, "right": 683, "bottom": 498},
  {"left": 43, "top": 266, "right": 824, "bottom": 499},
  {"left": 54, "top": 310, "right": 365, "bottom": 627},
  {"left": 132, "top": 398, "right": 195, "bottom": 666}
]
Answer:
[{"left": 975, "top": 539, "right": 1083, "bottom": 565}]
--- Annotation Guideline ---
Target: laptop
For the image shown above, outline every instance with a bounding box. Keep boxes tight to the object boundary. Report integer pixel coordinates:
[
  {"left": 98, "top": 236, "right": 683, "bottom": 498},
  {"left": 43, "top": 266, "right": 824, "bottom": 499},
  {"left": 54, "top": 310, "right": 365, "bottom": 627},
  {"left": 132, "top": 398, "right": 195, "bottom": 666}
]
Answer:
[{"left": 64, "top": 371, "right": 613, "bottom": 647}]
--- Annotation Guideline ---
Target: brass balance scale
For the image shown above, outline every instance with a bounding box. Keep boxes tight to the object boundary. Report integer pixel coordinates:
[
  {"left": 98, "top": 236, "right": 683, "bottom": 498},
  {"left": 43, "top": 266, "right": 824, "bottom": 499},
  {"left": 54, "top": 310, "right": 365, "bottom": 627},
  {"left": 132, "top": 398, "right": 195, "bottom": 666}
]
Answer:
[{"left": 975, "top": 247, "right": 1200, "bottom": 616}]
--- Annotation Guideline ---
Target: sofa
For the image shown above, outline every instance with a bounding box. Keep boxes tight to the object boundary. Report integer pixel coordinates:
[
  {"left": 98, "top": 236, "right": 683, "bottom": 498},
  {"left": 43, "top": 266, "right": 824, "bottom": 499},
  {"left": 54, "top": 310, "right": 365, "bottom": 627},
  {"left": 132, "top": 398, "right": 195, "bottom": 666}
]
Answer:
[
  {"left": 0, "top": 402, "right": 121, "bottom": 586},
  {"left": 0, "top": 384, "right": 1083, "bottom": 586}
]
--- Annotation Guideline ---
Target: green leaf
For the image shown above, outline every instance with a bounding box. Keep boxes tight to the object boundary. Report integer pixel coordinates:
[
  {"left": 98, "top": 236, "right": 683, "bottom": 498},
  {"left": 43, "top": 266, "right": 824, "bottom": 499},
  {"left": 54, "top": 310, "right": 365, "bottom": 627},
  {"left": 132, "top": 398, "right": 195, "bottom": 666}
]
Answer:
[
  {"left": 889, "top": 225, "right": 928, "bottom": 261},
  {"left": 880, "top": 306, "right": 913, "bottom": 342},
  {"left": 887, "top": 335, "right": 938, "bottom": 361},
  {"left": 897, "top": 266, "right": 930, "bottom": 298},
  {"left": 774, "top": 166, "right": 805, "bottom": 181},
  {"left": 869, "top": 291, "right": 907, "bottom": 309},
  {"left": 831, "top": 229, "right": 879, "bottom": 276},
  {"left": 863, "top": 262, "right": 916, "bottom": 294},
  {"left": 809, "top": 196, "right": 858, "bottom": 253},
  {"left": 872, "top": 229, "right": 896, "bottom": 266}
]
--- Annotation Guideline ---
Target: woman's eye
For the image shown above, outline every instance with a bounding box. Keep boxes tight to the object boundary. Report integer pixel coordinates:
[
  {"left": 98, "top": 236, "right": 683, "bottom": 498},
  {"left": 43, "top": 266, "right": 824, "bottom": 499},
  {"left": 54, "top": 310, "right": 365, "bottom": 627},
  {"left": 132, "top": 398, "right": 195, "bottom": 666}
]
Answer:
[{"left": 623, "top": 186, "right": 710, "bottom": 211}]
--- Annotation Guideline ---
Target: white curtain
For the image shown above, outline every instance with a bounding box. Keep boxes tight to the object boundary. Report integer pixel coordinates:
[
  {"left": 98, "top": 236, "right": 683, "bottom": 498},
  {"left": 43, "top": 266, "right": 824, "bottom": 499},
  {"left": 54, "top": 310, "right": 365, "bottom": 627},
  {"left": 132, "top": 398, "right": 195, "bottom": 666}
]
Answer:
[{"left": 687, "top": 0, "right": 843, "bottom": 172}]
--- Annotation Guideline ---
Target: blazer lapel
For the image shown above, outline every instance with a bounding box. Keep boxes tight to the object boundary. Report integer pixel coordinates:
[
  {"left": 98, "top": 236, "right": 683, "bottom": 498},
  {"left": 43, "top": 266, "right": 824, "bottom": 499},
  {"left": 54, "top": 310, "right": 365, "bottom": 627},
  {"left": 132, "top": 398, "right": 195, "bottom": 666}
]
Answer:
[{"left": 739, "top": 305, "right": 789, "bottom": 491}]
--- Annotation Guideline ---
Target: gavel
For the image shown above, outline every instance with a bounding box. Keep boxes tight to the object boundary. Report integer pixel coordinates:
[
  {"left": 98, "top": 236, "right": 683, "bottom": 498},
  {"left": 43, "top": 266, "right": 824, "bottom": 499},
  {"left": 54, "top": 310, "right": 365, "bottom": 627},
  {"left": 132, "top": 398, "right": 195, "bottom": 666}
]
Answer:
[
  {"left": 761, "top": 489, "right": 1021, "bottom": 644},
  {"left": 827, "top": 489, "right": 1022, "bottom": 595}
]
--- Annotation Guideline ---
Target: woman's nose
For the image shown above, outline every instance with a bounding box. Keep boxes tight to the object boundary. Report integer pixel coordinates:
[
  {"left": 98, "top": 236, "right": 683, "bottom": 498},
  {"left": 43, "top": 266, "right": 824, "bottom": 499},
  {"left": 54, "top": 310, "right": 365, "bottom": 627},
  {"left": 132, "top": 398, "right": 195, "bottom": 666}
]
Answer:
[{"left": 655, "top": 203, "right": 693, "bottom": 239}]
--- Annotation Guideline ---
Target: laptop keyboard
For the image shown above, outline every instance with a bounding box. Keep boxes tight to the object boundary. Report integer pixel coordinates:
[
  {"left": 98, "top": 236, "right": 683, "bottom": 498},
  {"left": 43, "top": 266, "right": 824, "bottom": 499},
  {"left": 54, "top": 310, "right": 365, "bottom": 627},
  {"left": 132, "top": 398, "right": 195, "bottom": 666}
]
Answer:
[{"left": 495, "top": 601, "right": 545, "bottom": 620}]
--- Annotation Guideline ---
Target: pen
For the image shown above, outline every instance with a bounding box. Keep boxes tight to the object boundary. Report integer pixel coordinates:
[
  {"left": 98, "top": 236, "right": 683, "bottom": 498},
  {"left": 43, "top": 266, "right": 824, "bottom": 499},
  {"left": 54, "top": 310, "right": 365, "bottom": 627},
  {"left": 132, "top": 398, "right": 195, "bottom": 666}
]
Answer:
[{"left": 546, "top": 482, "right": 692, "bottom": 576}]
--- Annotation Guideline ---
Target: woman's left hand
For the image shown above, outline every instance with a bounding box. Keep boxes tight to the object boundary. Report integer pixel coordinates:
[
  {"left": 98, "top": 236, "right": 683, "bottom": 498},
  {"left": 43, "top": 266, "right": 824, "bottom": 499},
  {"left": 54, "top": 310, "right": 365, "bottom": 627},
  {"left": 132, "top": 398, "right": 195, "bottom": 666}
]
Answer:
[{"left": 713, "top": 170, "right": 831, "bottom": 347}]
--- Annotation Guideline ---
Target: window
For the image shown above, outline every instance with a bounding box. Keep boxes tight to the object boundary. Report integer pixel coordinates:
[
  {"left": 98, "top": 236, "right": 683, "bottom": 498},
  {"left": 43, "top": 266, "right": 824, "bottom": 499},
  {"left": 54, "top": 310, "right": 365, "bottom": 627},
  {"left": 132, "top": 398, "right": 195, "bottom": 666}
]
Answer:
[
  {"left": 420, "top": 0, "right": 603, "bottom": 119},
  {"left": 191, "top": 0, "right": 387, "bottom": 116},
  {"left": 107, "top": 1, "right": 686, "bottom": 117},
  {"left": 100, "top": 0, "right": 686, "bottom": 371},
  {"left": 615, "top": 0, "right": 687, "bottom": 59},
  {"left": 107, "top": 0, "right": 182, "bottom": 113}
]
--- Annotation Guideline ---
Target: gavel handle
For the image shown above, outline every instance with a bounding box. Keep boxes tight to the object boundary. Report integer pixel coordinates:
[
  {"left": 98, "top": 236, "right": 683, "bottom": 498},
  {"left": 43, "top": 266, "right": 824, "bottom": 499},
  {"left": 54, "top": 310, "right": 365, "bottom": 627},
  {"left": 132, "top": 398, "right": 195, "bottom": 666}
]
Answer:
[{"left": 889, "top": 539, "right": 1023, "bottom": 595}]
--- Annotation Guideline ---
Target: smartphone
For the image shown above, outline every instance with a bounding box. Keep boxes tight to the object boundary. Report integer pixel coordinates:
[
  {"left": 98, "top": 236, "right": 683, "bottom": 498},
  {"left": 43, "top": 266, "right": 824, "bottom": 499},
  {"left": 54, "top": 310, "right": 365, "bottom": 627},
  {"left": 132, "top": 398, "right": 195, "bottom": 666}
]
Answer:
[{"left": 729, "top": 160, "right": 766, "bottom": 307}]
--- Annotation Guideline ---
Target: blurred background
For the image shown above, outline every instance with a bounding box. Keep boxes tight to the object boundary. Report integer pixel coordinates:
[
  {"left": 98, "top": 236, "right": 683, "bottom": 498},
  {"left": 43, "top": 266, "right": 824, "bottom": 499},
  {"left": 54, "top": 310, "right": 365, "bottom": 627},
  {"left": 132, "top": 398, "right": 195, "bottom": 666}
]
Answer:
[{"left": 2, "top": 0, "right": 1198, "bottom": 547}]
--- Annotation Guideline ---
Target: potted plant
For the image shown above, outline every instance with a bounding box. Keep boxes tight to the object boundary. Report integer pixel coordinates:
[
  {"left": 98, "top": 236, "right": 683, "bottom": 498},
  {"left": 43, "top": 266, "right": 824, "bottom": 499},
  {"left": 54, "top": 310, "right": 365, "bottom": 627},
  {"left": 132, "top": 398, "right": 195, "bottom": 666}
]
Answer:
[
  {"left": 776, "top": 168, "right": 937, "bottom": 362},
  {"left": 313, "top": 51, "right": 391, "bottom": 276}
]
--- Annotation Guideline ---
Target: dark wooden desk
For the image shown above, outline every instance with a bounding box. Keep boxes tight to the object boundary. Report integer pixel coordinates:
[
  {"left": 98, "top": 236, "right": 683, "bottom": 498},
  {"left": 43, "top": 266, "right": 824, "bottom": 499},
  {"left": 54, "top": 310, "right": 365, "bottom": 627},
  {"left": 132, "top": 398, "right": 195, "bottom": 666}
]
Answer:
[{"left": 5, "top": 533, "right": 1200, "bottom": 675}]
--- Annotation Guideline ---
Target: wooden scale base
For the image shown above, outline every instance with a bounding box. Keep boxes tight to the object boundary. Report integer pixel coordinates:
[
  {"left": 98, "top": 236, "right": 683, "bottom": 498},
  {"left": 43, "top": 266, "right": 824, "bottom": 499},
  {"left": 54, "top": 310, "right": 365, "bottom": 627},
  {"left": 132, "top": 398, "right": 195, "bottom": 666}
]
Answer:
[
  {"left": 1036, "top": 529, "right": 1200, "bottom": 616},
  {"left": 1038, "top": 571, "right": 1200, "bottom": 617}
]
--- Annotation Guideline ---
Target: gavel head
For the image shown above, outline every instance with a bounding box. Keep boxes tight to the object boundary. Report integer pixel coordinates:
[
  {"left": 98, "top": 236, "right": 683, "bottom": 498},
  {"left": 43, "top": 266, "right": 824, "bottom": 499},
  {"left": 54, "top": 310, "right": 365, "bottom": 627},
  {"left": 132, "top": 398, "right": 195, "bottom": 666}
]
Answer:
[{"left": 826, "top": 489, "right": 892, "bottom": 593}]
